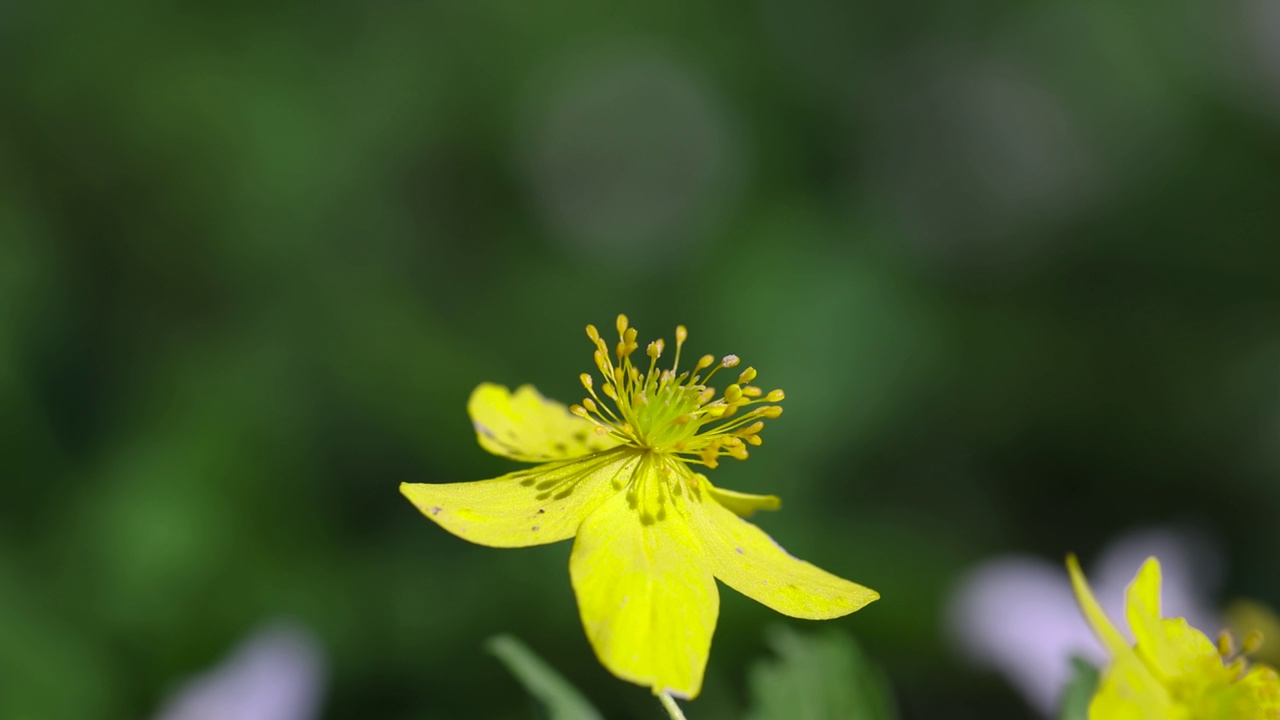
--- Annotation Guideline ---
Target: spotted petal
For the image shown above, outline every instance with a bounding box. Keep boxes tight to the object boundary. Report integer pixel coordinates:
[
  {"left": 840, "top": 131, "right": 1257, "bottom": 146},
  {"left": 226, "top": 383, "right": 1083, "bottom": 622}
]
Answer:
[
  {"left": 469, "top": 383, "right": 620, "bottom": 462},
  {"left": 400, "top": 448, "right": 637, "bottom": 548},
  {"left": 689, "top": 474, "right": 877, "bottom": 619},
  {"left": 569, "top": 464, "right": 718, "bottom": 699}
]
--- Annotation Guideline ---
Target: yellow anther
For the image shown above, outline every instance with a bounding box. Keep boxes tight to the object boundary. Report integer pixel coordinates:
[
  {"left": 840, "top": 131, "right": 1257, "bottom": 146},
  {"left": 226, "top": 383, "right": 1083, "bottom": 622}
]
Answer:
[
  {"left": 1245, "top": 630, "right": 1265, "bottom": 655},
  {"left": 594, "top": 425, "right": 609, "bottom": 435},
  {"left": 721, "top": 354, "right": 740, "bottom": 368},
  {"left": 583, "top": 398, "right": 598, "bottom": 413},
  {"left": 616, "top": 314, "right": 629, "bottom": 337},
  {"left": 580, "top": 373, "right": 593, "bottom": 390},
  {"left": 698, "top": 388, "right": 716, "bottom": 404},
  {"left": 1219, "top": 631, "right": 1234, "bottom": 658},
  {"left": 738, "top": 367, "right": 757, "bottom": 384},
  {"left": 724, "top": 384, "right": 743, "bottom": 403},
  {"left": 586, "top": 324, "right": 600, "bottom": 342},
  {"left": 674, "top": 413, "right": 695, "bottom": 424},
  {"left": 745, "top": 434, "right": 762, "bottom": 446},
  {"left": 624, "top": 327, "right": 638, "bottom": 345},
  {"left": 741, "top": 386, "right": 763, "bottom": 398},
  {"left": 570, "top": 405, "right": 588, "bottom": 417},
  {"left": 766, "top": 389, "right": 785, "bottom": 402},
  {"left": 755, "top": 406, "right": 783, "bottom": 418},
  {"left": 647, "top": 339, "right": 665, "bottom": 358},
  {"left": 602, "top": 384, "right": 618, "bottom": 400},
  {"left": 675, "top": 325, "right": 688, "bottom": 345},
  {"left": 695, "top": 354, "right": 715, "bottom": 371},
  {"left": 736, "top": 421, "right": 765, "bottom": 436}
]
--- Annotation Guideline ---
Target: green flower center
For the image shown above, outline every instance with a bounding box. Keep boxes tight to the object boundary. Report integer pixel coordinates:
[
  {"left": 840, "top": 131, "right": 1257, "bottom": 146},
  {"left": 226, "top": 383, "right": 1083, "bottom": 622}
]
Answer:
[{"left": 570, "top": 315, "right": 785, "bottom": 468}]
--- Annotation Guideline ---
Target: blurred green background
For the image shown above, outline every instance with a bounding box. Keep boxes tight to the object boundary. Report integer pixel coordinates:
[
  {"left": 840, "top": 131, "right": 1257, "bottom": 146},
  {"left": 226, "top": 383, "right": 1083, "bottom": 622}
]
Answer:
[{"left": 5, "top": 0, "right": 1280, "bottom": 717}]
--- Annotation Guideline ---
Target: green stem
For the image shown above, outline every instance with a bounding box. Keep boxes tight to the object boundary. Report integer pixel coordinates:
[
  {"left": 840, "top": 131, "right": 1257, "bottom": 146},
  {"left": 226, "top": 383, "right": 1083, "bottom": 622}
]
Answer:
[{"left": 659, "top": 692, "right": 688, "bottom": 720}]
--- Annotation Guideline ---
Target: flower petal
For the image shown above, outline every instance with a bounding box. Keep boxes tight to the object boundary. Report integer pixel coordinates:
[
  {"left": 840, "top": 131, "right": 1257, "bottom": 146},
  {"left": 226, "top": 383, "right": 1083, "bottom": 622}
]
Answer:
[
  {"left": 1089, "top": 652, "right": 1175, "bottom": 720},
  {"left": 569, "top": 469, "right": 718, "bottom": 699},
  {"left": 1067, "top": 553, "right": 1132, "bottom": 657},
  {"left": 1229, "top": 665, "right": 1280, "bottom": 718},
  {"left": 1123, "top": 558, "right": 1221, "bottom": 681},
  {"left": 705, "top": 482, "right": 781, "bottom": 518},
  {"left": 690, "top": 476, "right": 877, "bottom": 619},
  {"left": 469, "top": 383, "right": 620, "bottom": 462},
  {"left": 400, "top": 448, "right": 638, "bottom": 548}
]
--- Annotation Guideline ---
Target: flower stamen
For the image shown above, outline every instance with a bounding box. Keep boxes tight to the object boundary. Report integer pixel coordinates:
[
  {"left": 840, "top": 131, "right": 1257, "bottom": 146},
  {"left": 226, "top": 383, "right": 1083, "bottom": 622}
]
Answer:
[{"left": 571, "top": 315, "right": 785, "bottom": 464}]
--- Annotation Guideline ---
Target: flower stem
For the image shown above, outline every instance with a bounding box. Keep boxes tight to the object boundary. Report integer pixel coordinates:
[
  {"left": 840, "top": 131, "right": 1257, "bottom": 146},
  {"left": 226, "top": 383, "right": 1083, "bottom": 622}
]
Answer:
[{"left": 659, "top": 692, "right": 688, "bottom": 720}]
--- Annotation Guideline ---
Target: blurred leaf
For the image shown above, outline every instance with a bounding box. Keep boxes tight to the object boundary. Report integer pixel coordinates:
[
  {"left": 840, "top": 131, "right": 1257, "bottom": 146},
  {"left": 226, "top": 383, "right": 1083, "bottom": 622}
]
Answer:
[
  {"left": 486, "top": 635, "right": 603, "bottom": 720},
  {"left": 1057, "top": 657, "right": 1100, "bottom": 720},
  {"left": 745, "top": 625, "right": 897, "bottom": 720}
]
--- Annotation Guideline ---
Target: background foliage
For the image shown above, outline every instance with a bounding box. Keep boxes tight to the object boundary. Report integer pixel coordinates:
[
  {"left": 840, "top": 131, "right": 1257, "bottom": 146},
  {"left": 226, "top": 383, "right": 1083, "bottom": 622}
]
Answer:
[{"left": 4, "top": 0, "right": 1280, "bottom": 717}]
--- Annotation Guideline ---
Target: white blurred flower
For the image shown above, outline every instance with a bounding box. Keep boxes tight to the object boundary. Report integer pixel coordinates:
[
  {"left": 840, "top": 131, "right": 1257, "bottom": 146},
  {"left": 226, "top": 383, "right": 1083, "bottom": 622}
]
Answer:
[
  {"left": 151, "top": 622, "right": 326, "bottom": 720},
  {"left": 946, "top": 527, "right": 1221, "bottom": 716}
]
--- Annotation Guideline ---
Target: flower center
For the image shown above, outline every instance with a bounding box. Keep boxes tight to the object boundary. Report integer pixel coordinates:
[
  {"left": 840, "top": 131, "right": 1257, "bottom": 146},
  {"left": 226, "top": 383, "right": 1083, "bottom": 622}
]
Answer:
[{"left": 569, "top": 314, "right": 784, "bottom": 468}]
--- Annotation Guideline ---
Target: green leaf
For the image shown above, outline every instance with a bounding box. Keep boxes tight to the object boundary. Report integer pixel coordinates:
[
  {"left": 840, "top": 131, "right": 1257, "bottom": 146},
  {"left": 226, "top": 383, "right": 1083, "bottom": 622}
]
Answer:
[
  {"left": 485, "top": 635, "right": 603, "bottom": 720},
  {"left": 1058, "top": 656, "right": 1100, "bottom": 720},
  {"left": 745, "top": 625, "right": 898, "bottom": 720}
]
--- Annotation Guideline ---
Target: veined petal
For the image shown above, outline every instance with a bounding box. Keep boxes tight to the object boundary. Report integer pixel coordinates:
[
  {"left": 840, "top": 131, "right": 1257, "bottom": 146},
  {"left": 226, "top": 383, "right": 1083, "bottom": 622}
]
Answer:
[
  {"left": 1067, "top": 554, "right": 1132, "bottom": 657},
  {"left": 689, "top": 474, "right": 877, "bottom": 619},
  {"left": 469, "top": 383, "right": 620, "bottom": 462},
  {"left": 569, "top": 464, "right": 718, "bottom": 699},
  {"left": 706, "top": 482, "right": 781, "bottom": 518},
  {"left": 1124, "top": 558, "right": 1222, "bottom": 682},
  {"left": 400, "top": 448, "right": 638, "bottom": 548}
]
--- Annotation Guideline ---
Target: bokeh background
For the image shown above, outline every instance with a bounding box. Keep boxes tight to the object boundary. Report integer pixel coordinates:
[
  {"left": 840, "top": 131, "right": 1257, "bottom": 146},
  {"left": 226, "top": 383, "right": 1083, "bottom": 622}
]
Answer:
[{"left": 5, "top": 0, "right": 1280, "bottom": 717}]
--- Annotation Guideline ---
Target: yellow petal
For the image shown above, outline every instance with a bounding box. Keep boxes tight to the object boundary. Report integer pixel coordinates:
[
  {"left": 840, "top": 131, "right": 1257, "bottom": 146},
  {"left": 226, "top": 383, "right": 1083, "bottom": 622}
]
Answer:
[
  {"left": 1124, "top": 558, "right": 1221, "bottom": 681},
  {"left": 1089, "top": 652, "right": 1176, "bottom": 720},
  {"left": 690, "top": 474, "right": 877, "bottom": 619},
  {"left": 400, "top": 448, "right": 639, "bottom": 547},
  {"left": 1230, "top": 665, "right": 1280, "bottom": 719},
  {"left": 1067, "top": 553, "right": 1132, "bottom": 657},
  {"left": 469, "top": 383, "right": 621, "bottom": 462},
  {"left": 706, "top": 482, "right": 781, "bottom": 518},
  {"left": 569, "top": 464, "right": 718, "bottom": 699}
]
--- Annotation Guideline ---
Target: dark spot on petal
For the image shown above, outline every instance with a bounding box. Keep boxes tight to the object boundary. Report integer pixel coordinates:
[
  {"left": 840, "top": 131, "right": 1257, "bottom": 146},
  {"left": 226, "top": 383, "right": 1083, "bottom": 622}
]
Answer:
[
  {"left": 430, "top": 506, "right": 442, "bottom": 515},
  {"left": 505, "top": 429, "right": 519, "bottom": 439},
  {"left": 553, "top": 442, "right": 568, "bottom": 453},
  {"left": 520, "top": 478, "right": 535, "bottom": 487},
  {"left": 573, "top": 431, "right": 587, "bottom": 442},
  {"left": 537, "top": 508, "right": 546, "bottom": 514},
  {"left": 735, "top": 547, "right": 744, "bottom": 554},
  {"left": 531, "top": 526, "right": 540, "bottom": 531}
]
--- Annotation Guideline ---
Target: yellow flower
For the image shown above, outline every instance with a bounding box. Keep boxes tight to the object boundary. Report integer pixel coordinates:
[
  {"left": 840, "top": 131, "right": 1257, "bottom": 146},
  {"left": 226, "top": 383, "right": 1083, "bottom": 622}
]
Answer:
[
  {"left": 401, "top": 315, "right": 878, "bottom": 699},
  {"left": 1066, "top": 554, "right": 1280, "bottom": 719}
]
